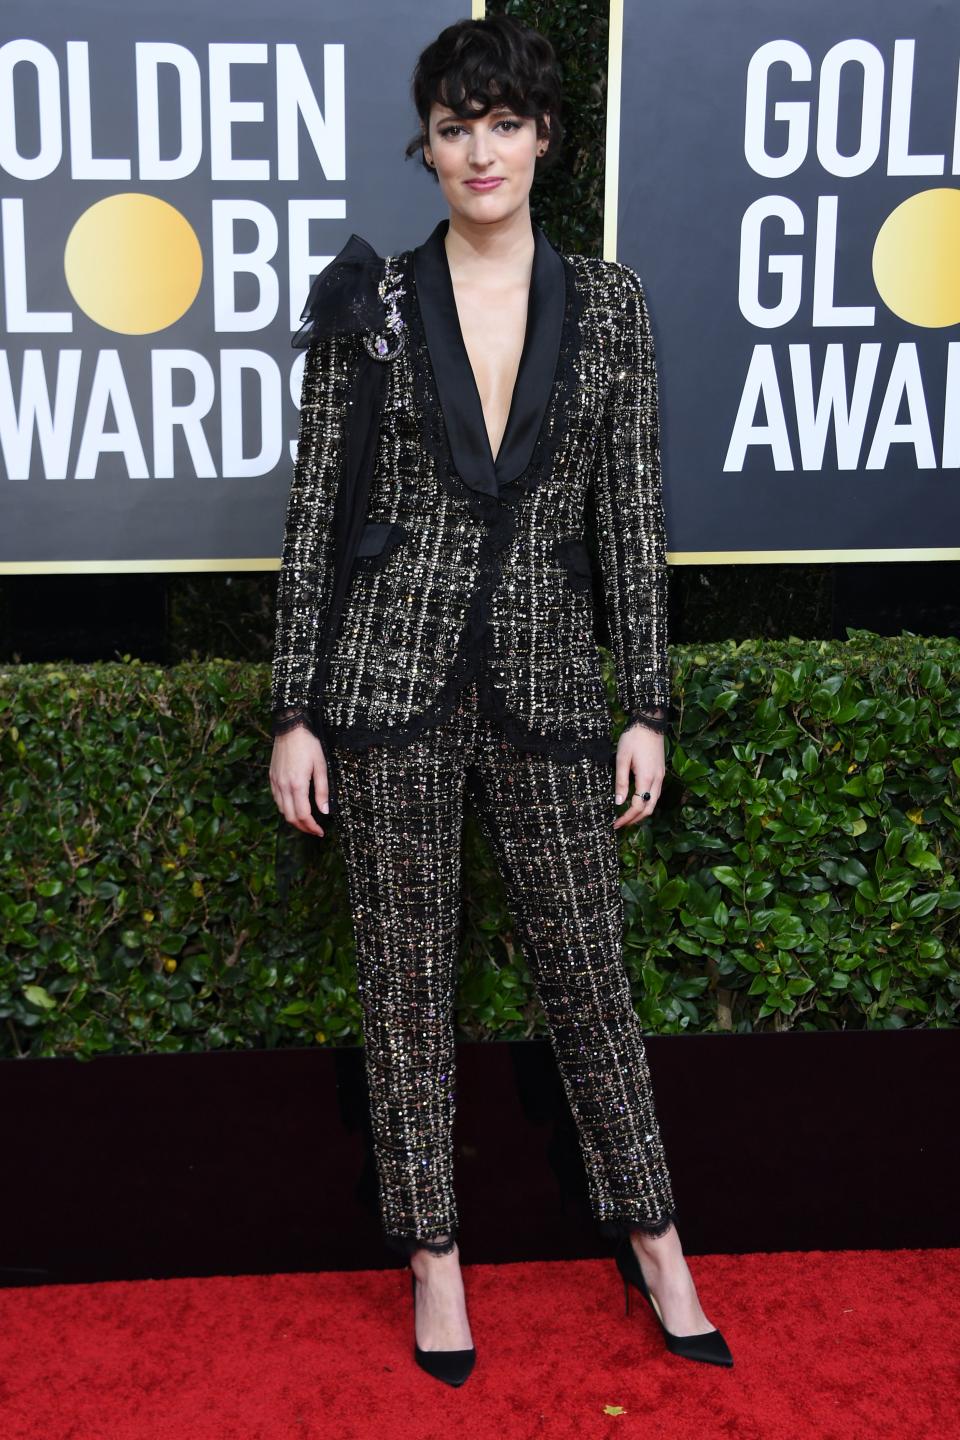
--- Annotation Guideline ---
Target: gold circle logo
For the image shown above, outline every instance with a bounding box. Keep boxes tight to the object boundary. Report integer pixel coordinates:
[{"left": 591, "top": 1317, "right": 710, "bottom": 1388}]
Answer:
[
  {"left": 873, "top": 187, "right": 960, "bottom": 328},
  {"left": 64, "top": 193, "right": 203, "bottom": 334}
]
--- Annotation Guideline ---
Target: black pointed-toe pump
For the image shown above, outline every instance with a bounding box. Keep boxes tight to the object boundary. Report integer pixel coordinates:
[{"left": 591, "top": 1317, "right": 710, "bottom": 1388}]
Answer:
[
  {"left": 614, "top": 1233, "right": 733, "bottom": 1367},
  {"left": 409, "top": 1237, "right": 476, "bottom": 1387}
]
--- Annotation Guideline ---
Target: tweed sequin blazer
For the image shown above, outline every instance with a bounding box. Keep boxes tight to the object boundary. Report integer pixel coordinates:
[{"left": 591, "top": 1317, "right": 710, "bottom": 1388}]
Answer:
[{"left": 271, "top": 216, "right": 670, "bottom": 810}]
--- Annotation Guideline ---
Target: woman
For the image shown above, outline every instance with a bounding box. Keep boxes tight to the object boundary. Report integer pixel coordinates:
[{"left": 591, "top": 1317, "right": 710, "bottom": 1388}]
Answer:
[{"left": 269, "top": 15, "right": 732, "bottom": 1386}]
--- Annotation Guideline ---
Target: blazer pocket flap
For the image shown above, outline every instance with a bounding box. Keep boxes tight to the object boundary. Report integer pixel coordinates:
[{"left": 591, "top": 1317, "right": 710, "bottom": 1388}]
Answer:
[
  {"left": 552, "top": 537, "right": 593, "bottom": 587},
  {"left": 356, "top": 520, "right": 409, "bottom": 561}
]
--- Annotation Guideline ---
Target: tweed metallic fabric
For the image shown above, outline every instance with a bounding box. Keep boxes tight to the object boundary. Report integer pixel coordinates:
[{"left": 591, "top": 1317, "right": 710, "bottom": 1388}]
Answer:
[
  {"left": 330, "top": 677, "right": 677, "bottom": 1257},
  {"left": 270, "top": 240, "right": 670, "bottom": 761}
]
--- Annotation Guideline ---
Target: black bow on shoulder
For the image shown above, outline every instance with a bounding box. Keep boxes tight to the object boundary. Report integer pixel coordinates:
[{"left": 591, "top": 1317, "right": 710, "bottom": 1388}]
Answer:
[
  {"left": 289, "top": 231, "right": 405, "bottom": 595},
  {"left": 292, "top": 232, "right": 389, "bottom": 350}
]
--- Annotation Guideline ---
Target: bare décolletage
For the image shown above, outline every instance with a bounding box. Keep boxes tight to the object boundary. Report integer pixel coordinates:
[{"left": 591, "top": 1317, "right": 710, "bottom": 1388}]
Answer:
[{"left": 445, "top": 237, "right": 532, "bottom": 465}]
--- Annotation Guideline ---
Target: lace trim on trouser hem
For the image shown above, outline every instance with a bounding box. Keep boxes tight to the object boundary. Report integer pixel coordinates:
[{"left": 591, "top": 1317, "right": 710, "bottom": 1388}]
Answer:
[
  {"left": 597, "top": 1208, "right": 677, "bottom": 1240},
  {"left": 384, "top": 1228, "right": 458, "bottom": 1259}
]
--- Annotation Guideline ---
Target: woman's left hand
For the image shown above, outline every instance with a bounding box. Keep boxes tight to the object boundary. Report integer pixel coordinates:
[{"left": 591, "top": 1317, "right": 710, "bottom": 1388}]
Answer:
[{"left": 613, "top": 724, "right": 665, "bottom": 829}]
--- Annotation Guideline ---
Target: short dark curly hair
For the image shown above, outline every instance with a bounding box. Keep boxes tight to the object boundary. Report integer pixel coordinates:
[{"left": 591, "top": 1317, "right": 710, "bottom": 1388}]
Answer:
[{"left": 404, "top": 15, "right": 563, "bottom": 183}]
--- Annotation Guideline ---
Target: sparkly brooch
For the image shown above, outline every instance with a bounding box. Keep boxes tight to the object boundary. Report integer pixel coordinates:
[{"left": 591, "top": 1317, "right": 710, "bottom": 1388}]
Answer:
[{"left": 363, "top": 255, "right": 406, "bottom": 362}]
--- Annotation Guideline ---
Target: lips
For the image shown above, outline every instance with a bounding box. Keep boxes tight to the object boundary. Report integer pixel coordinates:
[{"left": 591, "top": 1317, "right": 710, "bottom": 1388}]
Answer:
[{"left": 465, "top": 178, "right": 503, "bottom": 190}]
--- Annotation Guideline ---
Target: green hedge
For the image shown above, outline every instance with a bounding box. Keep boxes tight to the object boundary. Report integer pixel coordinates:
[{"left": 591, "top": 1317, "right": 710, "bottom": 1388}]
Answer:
[{"left": 1, "top": 629, "right": 958, "bottom": 1059}]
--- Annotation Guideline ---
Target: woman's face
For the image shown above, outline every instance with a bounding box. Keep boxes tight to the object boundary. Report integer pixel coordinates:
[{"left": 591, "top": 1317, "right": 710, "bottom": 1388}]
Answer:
[{"left": 422, "top": 100, "right": 546, "bottom": 224}]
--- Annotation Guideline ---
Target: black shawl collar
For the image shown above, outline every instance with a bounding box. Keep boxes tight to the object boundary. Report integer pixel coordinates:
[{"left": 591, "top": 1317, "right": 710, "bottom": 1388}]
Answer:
[{"left": 412, "top": 216, "right": 566, "bottom": 497}]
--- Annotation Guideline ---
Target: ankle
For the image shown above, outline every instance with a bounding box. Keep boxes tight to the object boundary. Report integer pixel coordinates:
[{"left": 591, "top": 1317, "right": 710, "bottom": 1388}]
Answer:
[
  {"left": 629, "top": 1223, "right": 677, "bottom": 1261},
  {"left": 631, "top": 1227, "right": 671, "bottom": 1243},
  {"left": 411, "top": 1235, "right": 459, "bottom": 1275}
]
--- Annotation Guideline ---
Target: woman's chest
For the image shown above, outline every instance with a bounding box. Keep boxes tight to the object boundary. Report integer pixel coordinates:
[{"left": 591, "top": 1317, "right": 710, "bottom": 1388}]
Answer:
[
  {"left": 451, "top": 278, "right": 530, "bottom": 465},
  {"left": 374, "top": 258, "right": 614, "bottom": 490}
]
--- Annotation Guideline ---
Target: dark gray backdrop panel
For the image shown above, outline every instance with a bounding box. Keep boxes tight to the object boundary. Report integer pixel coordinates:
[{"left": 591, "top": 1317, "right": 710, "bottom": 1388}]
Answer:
[
  {"left": 0, "top": 0, "right": 459, "bottom": 568},
  {"left": 617, "top": 0, "right": 960, "bottom": 557}
]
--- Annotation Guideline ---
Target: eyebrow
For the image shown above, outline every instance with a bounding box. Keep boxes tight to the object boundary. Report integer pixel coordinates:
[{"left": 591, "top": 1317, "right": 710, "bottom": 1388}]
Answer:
[{"left": 436, "top": 105, "right": 517, "bottom": 121}]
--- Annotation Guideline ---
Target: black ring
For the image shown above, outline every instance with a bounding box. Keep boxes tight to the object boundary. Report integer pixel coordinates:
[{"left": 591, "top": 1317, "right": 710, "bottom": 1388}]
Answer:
[{"left": 641, "top": 791, "right": 651, "bottom": 800}]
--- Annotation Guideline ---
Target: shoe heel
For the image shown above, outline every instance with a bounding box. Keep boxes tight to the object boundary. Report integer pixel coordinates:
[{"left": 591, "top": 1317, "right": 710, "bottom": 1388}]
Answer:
[
  {"left": 409, "top": 1260, "right": 476, "bottom": 1387},
  {"left": 614, "top": 1234, "right": 733, "bottom": 1369},
  {"left": 623, "top": 1274, "right": 630, "bottom": 1316}
]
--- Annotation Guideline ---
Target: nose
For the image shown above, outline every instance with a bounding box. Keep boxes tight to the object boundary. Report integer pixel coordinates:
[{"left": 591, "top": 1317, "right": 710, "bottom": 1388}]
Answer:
[{"left": 468, "top": 130, "right": 494, "bottom": 167}]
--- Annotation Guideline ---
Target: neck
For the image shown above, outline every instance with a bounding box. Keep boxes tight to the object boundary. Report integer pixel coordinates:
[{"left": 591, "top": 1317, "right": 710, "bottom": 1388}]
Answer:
[{"left": 442, "top": 206, "right": 535, "bottom": 279}]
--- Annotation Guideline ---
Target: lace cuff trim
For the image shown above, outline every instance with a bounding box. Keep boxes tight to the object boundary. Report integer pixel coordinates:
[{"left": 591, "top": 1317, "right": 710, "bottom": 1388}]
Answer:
[
  {"left": 623, "top": 706, "right": 670, "bottom": 736},
  {"left": 272, "top": 706, "right": 317, "bottom": 738}
]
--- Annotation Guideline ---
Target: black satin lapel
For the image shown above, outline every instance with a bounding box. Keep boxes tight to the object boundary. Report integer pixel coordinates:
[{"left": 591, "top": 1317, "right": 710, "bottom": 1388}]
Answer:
[
  {"left": 414, "top": 218, "right": 498, "bottom": 498},
  {"left": 412, "top": 218, "right": 566, "bottom": 497},
  {"left": 495, "top": 224, "right": 564, "bottom": 487}
]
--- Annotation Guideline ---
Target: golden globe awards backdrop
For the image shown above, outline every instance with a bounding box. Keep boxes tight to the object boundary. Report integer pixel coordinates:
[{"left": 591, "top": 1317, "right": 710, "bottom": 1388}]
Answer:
[
  {"left": 0, "top": 0, "right": 469, "bottom": 574},
  {"left": 608, "top": 0, "right": 960, "bottom": 563}
]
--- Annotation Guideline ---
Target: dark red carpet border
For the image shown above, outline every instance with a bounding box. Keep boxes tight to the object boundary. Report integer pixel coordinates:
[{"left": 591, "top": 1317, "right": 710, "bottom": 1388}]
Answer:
[{"left": 1, "top": 1249, "right": 957, "bottom": 1439}]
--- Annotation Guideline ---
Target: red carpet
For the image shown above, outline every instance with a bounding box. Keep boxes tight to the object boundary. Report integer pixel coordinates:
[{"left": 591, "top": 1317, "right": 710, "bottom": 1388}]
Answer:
[{"left": 1, "top": 1249, "right": 957, "bottom": 1439}]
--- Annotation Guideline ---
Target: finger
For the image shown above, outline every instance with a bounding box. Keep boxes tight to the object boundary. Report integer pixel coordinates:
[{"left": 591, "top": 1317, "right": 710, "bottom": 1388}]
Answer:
[
  {"left": 289, "top": 783, "right": 326, "bottom": 838},
  {"left": 614, "top": 749, "right": 632, "bottom": 806},
  {"left": 613, "top": 798, "right": 647, "bottom": 830},
  {"left": 632, "top": 762, "right": 659, "bottom": 807},
  {"left": 313, "top": 757, "right": 330, "bottom": 816},
  {"left": 614, "top": 774, "right": 661, "bottom": 829},
  {"left": 633, "top": 769, "right": 662, "bottom": 818},
  {"left": 639, "top": 766, "right": 662, "bottom": 800}
]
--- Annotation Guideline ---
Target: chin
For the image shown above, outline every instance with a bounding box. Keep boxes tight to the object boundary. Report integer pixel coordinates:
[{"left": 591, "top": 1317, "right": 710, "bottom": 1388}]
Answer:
[{"left": 452, "top": 190, "right": 517, "bottom": 222}]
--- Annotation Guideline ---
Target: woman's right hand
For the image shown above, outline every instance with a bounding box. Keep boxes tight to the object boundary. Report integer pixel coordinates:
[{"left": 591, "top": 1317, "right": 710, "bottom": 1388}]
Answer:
[{"left": 269, "top": 727, "right": 330, "bottom": 838}]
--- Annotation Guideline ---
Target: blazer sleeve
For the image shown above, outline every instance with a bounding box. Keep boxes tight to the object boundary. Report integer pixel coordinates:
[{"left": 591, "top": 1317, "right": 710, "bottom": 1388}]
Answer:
[
  {"left": 590, "top": 261, "right": 671, "bottom": 736},
  {"left": 270, "top": 336, "right": 346, "bottom": 738}
]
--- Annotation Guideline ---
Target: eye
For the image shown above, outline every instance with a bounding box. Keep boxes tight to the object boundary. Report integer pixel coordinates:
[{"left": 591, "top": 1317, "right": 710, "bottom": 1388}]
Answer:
[{"left": 437, "top": 117, "right": 523, "bottom": 139}]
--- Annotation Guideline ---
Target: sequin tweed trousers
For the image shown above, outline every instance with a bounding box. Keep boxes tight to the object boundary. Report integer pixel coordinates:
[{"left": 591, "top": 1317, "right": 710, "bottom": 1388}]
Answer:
[{"left": 329, "top": 677, "right": 677, "bottom": 1258}]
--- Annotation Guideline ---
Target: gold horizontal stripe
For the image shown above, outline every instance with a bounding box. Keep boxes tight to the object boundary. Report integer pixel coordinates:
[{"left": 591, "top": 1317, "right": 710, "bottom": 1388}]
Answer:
[
  {"left": 3, "top": 546, "right": 957, "bottom": 576},
  {"left": 668, "top": 548, "right": 960, "bottom": 563},
  {"left": 0, "top": 558, "right": 279, "bottom": 574}
]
